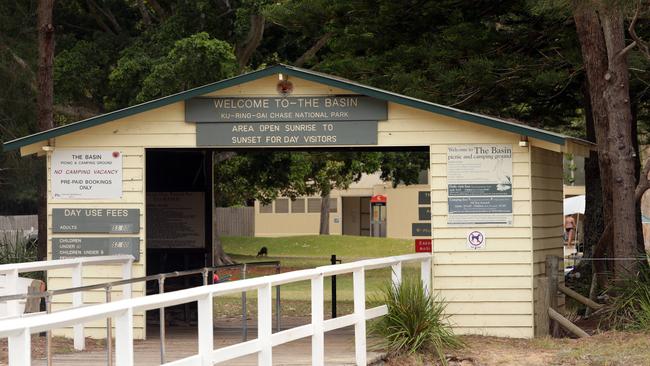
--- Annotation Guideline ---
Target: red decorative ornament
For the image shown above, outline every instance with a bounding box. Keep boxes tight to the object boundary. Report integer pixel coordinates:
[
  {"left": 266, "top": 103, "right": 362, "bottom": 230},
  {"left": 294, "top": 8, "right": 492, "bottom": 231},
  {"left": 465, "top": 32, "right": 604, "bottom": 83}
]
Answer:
[
  {"left": 112, "top": 151, "right": 120, "bottom": 158},
  {"left": 276, "top": 80, "right": 293, "bottom": 95}
]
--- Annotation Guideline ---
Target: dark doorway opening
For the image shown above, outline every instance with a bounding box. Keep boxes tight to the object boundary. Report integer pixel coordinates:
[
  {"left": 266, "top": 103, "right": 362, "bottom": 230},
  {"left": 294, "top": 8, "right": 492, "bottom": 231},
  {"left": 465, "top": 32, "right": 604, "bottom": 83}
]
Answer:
[{"left": 145, "top": 149, "right": 213, "bottom": 327}]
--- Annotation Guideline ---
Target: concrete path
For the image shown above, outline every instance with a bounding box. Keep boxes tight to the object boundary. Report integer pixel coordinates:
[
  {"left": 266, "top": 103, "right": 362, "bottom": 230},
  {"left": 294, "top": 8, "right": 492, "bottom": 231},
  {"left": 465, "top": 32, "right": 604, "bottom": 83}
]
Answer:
[{"left": 32, "top": 324, "right": 382, "bottom": 365}]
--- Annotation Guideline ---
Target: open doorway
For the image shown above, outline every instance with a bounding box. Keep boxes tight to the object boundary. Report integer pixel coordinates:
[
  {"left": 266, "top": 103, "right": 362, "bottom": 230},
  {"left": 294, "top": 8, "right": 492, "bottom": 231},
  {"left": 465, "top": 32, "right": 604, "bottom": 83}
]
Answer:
[
  {"left": 342, "top": 196, "right": 371, "bottom": 236},
  {"left": 145, "top": 149, "right": 213, "bottom": 326}
]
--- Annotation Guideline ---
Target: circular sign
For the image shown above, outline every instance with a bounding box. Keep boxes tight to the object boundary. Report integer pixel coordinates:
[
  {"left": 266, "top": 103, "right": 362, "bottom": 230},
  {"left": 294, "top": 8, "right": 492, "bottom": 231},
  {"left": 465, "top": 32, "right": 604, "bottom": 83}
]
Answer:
[{"left": 467, "top": 231, "right": 485, "bottom": 249}]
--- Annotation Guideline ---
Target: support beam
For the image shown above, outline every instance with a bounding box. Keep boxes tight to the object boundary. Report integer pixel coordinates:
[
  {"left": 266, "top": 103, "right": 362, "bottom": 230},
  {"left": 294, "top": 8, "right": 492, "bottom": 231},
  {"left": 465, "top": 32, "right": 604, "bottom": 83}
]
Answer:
[{"left": 548, "top": 308, "right": 590, "bottom": 338}]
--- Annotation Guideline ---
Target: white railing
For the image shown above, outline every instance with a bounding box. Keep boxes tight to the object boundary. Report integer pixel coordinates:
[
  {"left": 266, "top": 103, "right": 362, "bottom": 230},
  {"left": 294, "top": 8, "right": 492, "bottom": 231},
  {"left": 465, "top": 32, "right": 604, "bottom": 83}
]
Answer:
[
  {"left": 0, "top": 255, "right": 134, "bottom": 351},
  {"left": 0, "top": 253, "right": 431, "bottom": 366}
]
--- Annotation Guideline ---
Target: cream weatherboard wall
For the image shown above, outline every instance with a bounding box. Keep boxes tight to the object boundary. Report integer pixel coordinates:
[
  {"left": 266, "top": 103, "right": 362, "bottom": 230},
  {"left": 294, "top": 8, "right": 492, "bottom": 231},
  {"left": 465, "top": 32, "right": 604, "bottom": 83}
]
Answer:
[
  {"left": 253, "top": 183, "right": 429, "bottom": 239},
  {"left": 34, "top": 73, "right": 573, "bottom": 339},
  {"left": 531, "top": 147, "right": 566, "bottom": 330},
  {"left": 46, "top": 147, "right": 146, "bottom": 339}
]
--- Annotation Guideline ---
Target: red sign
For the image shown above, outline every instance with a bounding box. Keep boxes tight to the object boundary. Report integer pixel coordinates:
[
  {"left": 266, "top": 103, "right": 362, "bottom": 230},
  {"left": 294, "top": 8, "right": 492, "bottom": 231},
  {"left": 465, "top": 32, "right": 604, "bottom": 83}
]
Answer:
[
  {"left": 371, "top": 194, "right": 387, "bottom": 203},
  {"left": 415, "top": 239, "right": 432, "bottom": 253}
]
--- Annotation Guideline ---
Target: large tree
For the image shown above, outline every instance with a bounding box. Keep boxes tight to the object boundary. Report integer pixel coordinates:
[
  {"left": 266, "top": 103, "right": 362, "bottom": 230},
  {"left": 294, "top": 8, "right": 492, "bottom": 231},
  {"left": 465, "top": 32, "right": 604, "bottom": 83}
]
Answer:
[
  {"left": 36, "top": 0, "right": 54, "bottom": 260},
  {"left": 573, "top": 0, "right": 649, "bottom": 280}
]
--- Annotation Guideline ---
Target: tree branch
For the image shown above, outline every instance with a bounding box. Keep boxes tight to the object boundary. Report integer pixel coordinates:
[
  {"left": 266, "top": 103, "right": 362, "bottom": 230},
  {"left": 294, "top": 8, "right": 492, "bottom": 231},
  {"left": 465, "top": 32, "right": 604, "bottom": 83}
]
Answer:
[
  {"left": 85, "top": 0, "right": 115, "bottom": 35},
  {"left": 137, "top": 0, "right": 152, "bottom": 27},
  {"left": 235, "top": 14, "right": 265, "bottom": 70},
  {"left": 635, "top": 157, "right": 650, "bottom": 202},
  {"left": 294, "top": 32, "right": 332, "bottom": 67},
  {"left": 147, "top": 0, "right": 168, "bottom": 20},
  {"left": 628, "top": 0, "right": 650, "bottom": 59},
  {"left": 87, "top": 0, "right": 122, "bottom": 34}
]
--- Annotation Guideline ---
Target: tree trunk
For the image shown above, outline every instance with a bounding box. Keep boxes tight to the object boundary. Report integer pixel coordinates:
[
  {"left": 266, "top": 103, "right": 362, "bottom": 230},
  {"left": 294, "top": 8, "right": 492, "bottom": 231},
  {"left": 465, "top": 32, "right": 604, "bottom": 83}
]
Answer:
[
  {"left": 37, "top": 0, "right": 54, "bottom": 261},
  {"left": 630, "top": 95, "right": 646, "bottom": 256},
  {"left": 319, "top": 192, "right": 331, "bottom": 235},
  {"left": 599, "top": 7, "right": 638, "bottom": 278},
  {"left": 574, "top": 3, "right": 638, "bottom": 281},
  {"left": 294, "top": 32, "right": 332, "bottom": 67},
  {"left": 137, "top": 0, "right": 152, "bottom": 27},
  {"left": 235, "top": 14, "right": 265, "bottom": 71},
  {"left": 582, "top": 84, "right": 604, "bottom": 261}
]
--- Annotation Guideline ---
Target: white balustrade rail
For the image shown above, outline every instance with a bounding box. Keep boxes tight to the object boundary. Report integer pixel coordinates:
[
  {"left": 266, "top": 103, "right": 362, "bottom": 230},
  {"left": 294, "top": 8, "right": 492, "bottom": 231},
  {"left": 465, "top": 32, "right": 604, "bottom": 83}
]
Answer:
[
  {"left": 0, "top": 255, "right": 134, "bottom": 351},
  {"left": 0, "top": 253, "right": 431, "bottom": 366}
]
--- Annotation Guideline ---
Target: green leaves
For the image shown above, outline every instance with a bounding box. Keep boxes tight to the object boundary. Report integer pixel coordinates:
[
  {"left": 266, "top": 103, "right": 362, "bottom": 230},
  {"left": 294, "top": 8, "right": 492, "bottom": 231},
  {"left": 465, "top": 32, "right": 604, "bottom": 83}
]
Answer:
[
  {"left": 137, "top": 32, "right": 237, "bottom": 102},
  {"left": 369, "top": 277, "right": 463, "bottom": 363}
]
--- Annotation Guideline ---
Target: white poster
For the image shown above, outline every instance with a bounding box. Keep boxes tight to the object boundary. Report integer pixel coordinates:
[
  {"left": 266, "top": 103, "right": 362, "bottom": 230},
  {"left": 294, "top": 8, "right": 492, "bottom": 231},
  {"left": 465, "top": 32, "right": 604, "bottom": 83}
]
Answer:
[
  {"left": 447, "top": 145, "right": 513, "bottom": 226},
  {"left": 146, "top": 192, "right": 205, "bottom": 248},
  {"left": 51, "top": 150, "right": 123, "bottom": 199}
]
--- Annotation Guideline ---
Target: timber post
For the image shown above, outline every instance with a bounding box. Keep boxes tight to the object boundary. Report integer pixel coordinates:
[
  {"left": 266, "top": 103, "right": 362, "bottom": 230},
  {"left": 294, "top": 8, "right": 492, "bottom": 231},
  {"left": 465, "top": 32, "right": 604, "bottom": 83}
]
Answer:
[
  {"left": 534, "top": 276, "right": 550, "bottom": 337},
  {"left": 545, "top": 255, "right": 560, "bottom": 337}
]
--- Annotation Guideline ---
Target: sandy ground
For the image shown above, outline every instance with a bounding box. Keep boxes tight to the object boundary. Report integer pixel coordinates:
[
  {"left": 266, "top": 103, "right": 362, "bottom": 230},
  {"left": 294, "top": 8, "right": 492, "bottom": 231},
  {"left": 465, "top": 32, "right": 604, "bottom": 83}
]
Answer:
[{"left": 377, "top": 331, "right": 650, "bottom": 366}]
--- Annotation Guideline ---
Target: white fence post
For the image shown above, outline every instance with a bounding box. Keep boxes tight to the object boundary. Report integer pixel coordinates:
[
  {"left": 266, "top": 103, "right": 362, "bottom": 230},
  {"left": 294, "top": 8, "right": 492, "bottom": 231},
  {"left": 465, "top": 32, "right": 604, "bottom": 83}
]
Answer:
[
  {"left": 6, "top": 268, "right": 20, "bottom": 316},
  {"left": 197, "top": 294, "right": 214, "bottom": 365},
  {"left": 72, "top": 262, "right": 84, "bottom": 350},
  {"left": 122, "top": 257, "right": 133, "bottom": 299},
  {"left": 353, "top": 268, "right": 366, "bottom": 366},
  {"left": 115, "top": 308, "right": 134, "bottom": 366},
  {"left": 391, "top": 262, "right": 402, "bottom": 289},
  {"left": 311, "top": 275, "right": 324, "bottom": 366},
  {"left": 9, "top": 328, "right": 31, "bottom": 365},
  {"left": 421, "top": 257, "right": 432, "bottom": 296},
  {"left": 258, "top": 283, "right": 273, "bottom": 366}
]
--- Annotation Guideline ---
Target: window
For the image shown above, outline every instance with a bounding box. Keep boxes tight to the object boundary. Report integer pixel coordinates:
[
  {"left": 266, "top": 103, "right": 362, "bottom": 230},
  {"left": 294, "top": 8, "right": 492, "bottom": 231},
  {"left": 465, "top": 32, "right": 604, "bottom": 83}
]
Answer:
[
  {"left": 259, "top": 202, "right": 273, "bottom": 213},
  {"left": 291, "top": 198, "right": 305, "bottom": 213},
  {"left": 329, "top": 198, "right": 338, "bottom": 213},
  {"left": 275, "top": 198, "right": 289, "bottom": 213},
  {"left": 307, "top": 198, "right": 321, "bottom": 213}
]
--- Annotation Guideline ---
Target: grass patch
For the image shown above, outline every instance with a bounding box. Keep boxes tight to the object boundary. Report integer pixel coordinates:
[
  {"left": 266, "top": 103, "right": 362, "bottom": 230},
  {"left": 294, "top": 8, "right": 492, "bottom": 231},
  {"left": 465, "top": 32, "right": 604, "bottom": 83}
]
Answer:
[
  {"left": 222, "top": 235, "right": 412, "bottom": 259},
  {"left": 215, "top": 235, "right": 421, "bottom": 318}
]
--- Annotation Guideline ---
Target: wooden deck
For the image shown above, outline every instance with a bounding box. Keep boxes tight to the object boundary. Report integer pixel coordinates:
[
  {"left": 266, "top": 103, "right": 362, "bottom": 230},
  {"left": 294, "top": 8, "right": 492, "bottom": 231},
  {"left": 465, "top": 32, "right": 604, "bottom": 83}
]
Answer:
[{"left": 31, "top": 323, "right": 382, "bottom": 365}]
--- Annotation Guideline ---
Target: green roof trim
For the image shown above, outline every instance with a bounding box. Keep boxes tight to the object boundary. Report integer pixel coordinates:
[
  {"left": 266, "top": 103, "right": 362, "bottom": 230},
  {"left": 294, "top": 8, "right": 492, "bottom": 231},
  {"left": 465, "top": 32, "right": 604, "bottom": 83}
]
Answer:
[{"left": 4, "top": 64, "right": 575, "bottom": 152}]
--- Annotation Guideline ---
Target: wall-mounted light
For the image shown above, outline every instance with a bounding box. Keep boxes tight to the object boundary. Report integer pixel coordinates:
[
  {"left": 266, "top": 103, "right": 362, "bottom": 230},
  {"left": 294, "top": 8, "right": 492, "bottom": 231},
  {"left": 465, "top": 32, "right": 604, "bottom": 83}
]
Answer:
[
  {"left": 519, "top": 136, "right": 529, "bottom": 147},
  {"left": 42, "top": 146, "right": 55, "bottom": 151},
  {"left": 278, "top": 73, "right": 284, "bottom": 81}
]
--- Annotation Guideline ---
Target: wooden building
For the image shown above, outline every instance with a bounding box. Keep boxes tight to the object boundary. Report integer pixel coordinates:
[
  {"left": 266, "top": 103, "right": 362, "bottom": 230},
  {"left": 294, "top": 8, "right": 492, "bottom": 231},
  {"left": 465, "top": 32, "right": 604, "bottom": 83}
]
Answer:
[{"left": 3, "top": 64, "right": 592, "bottom": 339}]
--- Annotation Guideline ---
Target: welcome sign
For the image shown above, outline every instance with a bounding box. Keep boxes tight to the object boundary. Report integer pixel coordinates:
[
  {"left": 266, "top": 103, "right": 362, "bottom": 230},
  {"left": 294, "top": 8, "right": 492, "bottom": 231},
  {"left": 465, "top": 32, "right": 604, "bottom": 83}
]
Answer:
[
  {"left": 186, "top": 96, "right": 387, "bottom": 122},
  {"left": 187, "top": 96, "right": 386, "bottom": 147}
]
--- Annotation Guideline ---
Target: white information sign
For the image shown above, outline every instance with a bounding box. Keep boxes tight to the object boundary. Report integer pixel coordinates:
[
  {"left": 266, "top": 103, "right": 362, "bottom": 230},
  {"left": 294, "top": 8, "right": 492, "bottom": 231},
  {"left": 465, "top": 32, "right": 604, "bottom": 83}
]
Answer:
[
  {"left": 51, "top": 150, "right": 123, "bottom": 199},
  {"left": 447, "top": 145, "right": 513, "bottom": 225},
  {"left": 146, "top": 192, "right": 205, "bottom": 248}
]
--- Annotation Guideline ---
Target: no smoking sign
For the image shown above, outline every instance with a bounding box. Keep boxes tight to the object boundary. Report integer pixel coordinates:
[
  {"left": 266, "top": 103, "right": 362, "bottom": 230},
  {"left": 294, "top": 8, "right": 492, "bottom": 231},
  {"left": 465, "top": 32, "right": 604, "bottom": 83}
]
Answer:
[{"left": 466, "top": 230, "right": 486, "bottom": 250}]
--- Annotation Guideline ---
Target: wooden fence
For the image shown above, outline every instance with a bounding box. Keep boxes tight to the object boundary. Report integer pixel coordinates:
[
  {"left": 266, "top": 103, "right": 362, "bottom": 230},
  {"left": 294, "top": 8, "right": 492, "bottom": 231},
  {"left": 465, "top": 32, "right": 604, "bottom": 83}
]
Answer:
[
  {"left": 0, "top": 215, "right": 38, "bottom": 245},
  {"left": 0, "top": 215, "right": 37, "bottom": 231},
  {"left": 215, "top": 207, "right": 254, "bottom": 237}
]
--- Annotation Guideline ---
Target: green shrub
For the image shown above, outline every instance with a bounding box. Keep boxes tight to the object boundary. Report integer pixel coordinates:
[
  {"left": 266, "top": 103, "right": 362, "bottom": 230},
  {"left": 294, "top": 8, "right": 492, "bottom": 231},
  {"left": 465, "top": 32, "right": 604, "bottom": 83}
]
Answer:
[
  {"left": 369, "top": 277, "right": 463, "bottom": 364},
  {"left": 604, "top": 264, "right": 650, "bottom": 330},
  {"left": 0, "top": 231, "right": 38, "bottom": 263}
]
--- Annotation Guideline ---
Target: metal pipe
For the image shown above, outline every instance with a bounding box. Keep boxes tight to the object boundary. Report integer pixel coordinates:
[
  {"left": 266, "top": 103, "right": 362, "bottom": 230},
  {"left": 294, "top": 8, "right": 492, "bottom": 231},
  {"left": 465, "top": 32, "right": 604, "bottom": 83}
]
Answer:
[
  {"left": 158, "top": 276, "right": 166, "bottom": 364},
  {"left": 331, "top": 255, "right": 341, "bottom": 318},
  {"left": 241, "top": 263, "right": 247, "bottom": 341},
  {"left": 202, "top": 268, "right": 209, "bottom": 286},
  {"left": 105, "top": 285, "right": 112, "bottom": 366},
  {"left": 0, "top": 261, "right": 282, "bottom": 304},
  {"left": 45, "top": 292, "right": 52, "bottom": 366}
]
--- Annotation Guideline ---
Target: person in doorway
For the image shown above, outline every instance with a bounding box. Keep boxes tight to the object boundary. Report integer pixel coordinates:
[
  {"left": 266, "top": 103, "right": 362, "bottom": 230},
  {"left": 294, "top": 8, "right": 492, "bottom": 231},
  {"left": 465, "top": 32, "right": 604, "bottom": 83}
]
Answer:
[{"left": 565, "top": 215, "right": 576, "bottom": 245}]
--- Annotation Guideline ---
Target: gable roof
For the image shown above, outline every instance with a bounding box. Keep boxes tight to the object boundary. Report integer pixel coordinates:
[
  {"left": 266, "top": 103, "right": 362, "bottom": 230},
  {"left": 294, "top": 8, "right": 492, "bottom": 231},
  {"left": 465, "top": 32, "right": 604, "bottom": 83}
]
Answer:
[{"left": 3, "top": 64, "right": 589, "bottom": 152}]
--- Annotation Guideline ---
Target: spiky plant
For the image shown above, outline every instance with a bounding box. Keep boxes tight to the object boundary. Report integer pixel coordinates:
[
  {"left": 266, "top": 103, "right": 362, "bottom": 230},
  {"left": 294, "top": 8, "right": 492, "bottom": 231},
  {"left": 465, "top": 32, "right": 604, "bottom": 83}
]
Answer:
[{"left": 369, "top": 277, "right": 463, "bottom": 364}]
